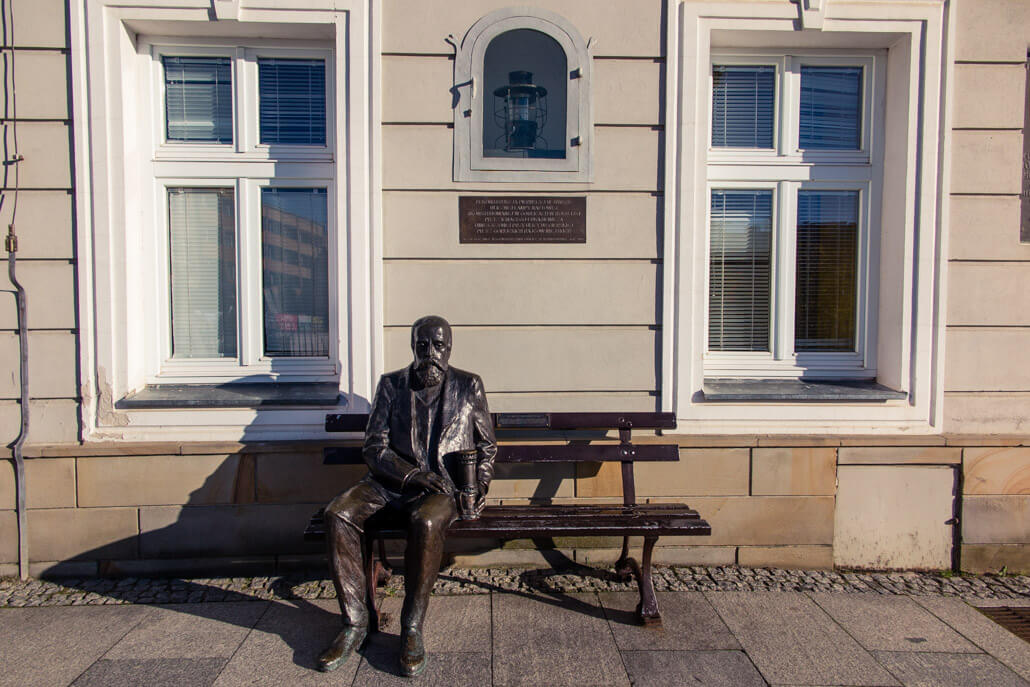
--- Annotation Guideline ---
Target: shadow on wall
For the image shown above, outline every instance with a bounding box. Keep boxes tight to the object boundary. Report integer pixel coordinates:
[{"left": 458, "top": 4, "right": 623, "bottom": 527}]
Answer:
[{"left": 27, "top": 433, "right": 626, "bottom": 672}]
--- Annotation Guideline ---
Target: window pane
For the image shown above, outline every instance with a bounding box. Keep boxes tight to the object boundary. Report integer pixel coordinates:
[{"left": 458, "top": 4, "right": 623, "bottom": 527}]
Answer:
[
  {"left": 799, "top": 66, "right": 862, "bottom": 150},
  {"left": 258, "top": 58, "right": 327, "bottom": 145},
  {"left": 168, "top": 188, "right": 237, "bottom": 358},
  {"left": 795, "top": 190, "right": 859, "bottom": 352},
  {"left": 711, "top": 65, "right": 775, "bottom": 149},
  {"left": 709, "top": 190, "right": 773, "bottom": 352},
  {"left": 262, "top": 188, "right": 329, "bottom": 357},
  {"left": 483, "top": 29, "right": 567, "bottom": 159},
  {"left": 163, "top": 56, "right": 233, "bottom": 144}
]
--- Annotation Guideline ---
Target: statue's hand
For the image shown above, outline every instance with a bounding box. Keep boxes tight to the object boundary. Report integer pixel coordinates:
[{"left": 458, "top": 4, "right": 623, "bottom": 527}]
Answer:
[
  {"left": 407, "top": 471, "right": 448, "bottom": 495},
  {"left": 471, "top": 493, "right": 487, "bottom": 518}
]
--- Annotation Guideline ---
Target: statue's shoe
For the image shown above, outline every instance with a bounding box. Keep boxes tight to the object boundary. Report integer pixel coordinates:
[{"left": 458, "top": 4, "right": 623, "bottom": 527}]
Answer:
[
  {"left": 318, "top": 625, "right": 367, "bottom": 673},
  {"left": 399, "top": 627, "right": 427, "bottom": 678}
]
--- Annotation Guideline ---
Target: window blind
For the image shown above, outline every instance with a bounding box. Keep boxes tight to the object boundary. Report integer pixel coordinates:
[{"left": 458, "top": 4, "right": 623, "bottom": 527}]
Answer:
[
  {"left": 261, "top": 188, "right": 330, "bottom": 357},
  {"left": 795, "top": 190, "right": 859, "bottom": 351},
  {"left": 258, "top": 58, "right": 327, "bottom": 145},
  {"left": 163, "top": 56, "right": 233, "bottom": 144},
  {"left": 711, "top": 65, "right": 775, "bottom": 149},
  {"left": 709, "top": 190, "right": 773, "bottom": 351},
  {"left": 168, "top": 188, "right": 237, "bottom": 358},
  {"left": 799, "top": 66, "right": 862, "bottom": 150}
]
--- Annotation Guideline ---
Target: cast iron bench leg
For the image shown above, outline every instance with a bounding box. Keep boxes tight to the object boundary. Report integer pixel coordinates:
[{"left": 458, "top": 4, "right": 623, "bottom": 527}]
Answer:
[
  {"left": 376, "top": 537, "right": 392, "bottom": 584},
  {"left": 363, "top": 535, "right": 393, "bottom": 634},
  {"left": 635, "top": 535, "right": 661, "bottom": 624},
  {"left": 363, "top": 534, "right": 382, "bottom": 633},
  {"left": 614, "top": 536, "right": 634, "bottom": 580},
  {"left": 613, "top": 535, "right": 662, "bottom": 624}
]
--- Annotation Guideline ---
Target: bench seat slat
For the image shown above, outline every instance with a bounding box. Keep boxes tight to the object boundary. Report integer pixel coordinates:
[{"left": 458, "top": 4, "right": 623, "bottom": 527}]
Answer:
[{"left": 305, "top": 504, "right": 711, "bottom": 541}]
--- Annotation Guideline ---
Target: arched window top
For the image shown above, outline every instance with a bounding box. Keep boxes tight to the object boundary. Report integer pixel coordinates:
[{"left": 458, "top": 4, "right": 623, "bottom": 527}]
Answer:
[{"left": 453, "top": 8, "right": 593, "bottom": 182}]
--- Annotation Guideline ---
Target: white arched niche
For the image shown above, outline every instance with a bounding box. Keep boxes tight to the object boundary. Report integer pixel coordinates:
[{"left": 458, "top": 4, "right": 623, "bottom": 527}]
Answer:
[{"left": 453, "top": 7, "right": 593, "bottom": 182}]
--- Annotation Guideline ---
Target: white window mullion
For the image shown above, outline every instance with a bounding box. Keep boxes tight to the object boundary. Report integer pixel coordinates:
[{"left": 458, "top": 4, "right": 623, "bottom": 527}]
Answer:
[
  {"left": 779, "top": 56, "right": 795, "bottom": 157},
  {"left": 773, "top": 181, "right": 796, "bottom": 361},
  {"left": 237, "top": 48, "right": 255, "bottom": 154},
  {"left": 238, "top": 178, "right": 262, "bottom": 366}
]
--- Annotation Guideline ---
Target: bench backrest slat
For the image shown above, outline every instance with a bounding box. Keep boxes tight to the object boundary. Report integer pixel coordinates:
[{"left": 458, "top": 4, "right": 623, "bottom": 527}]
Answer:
[
  {"left": 325, "top": 411, "right": 676, "bottom": 433},
  {"left": 322, "top": 443, "right": 678, "bottom": 466}
]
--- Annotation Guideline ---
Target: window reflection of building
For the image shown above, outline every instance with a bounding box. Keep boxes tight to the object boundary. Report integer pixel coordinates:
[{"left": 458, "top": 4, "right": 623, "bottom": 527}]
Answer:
[{"left": 260, "top": 189, "right": 330, "bottom": 358}]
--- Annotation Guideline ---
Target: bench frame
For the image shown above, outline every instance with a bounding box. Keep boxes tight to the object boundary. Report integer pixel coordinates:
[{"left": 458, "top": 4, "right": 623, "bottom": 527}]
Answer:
[{"left": 308, "top": 412, "right": 711, "bottom": 627}]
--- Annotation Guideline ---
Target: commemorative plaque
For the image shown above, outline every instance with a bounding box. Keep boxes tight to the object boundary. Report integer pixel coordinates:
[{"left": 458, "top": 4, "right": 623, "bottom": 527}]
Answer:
[{"left": 459, "top": 196, "right": 586, "bottom": 243}]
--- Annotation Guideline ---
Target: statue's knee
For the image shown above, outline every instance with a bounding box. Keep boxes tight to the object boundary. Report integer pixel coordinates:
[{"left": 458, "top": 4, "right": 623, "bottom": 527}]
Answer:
[
  {"left": 410, "top": 499, "right": 454, "bottom": 538},
  {"left": 325, "top": 495, "right": 366, "bottom": 532},
  {"left": 408, "top": 512, "right": 436, "bottom": 538},
  {"left": 325, "top": 495, "right": 349, "bottom": 519}
]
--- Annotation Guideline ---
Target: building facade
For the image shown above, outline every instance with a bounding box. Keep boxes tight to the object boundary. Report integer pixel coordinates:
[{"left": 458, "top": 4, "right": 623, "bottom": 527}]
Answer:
[{"left": 0, "top": 0, "right": 1028, "bottom": 577}]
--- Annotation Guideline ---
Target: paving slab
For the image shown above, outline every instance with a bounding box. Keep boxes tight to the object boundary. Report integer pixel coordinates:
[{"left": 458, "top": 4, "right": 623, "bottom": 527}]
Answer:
[
  {"left": 0, "top": 605, "right": 148, "bottom": 687},
  {"left": 914, "top": 596, "right": 1030, "bottom": 682},
  {"left": 707, "top": 591, "right": 900, "bottom": 686},
  {"left": 872, "top": 650, "right": 1029, "bottom": 687},
  {"left": 71, "top": 658, "right": 227, "bottom": 687},
  {"left": 356, "top": 646, "right": 491, "bottom": 686},
  {"left": 104, "top": 601, "right": 268, "bottom": 660},
  {"left": 376, "top": 594, "right": 492, "bottom": 652},
  {"left": 809, "top": 593, "right": 980, "bottom": 653},
  {"left": 599, "top": 591, "right": 740, "bottom": 651},
  {"left": 621, "top": 650, "right": 766, "bottom": 687},
  {"left": 492, "top": 592, "right": 629, "bottom": 687},
  {"left": 213, "top": 599, "right": 360, "bottom": 686}
]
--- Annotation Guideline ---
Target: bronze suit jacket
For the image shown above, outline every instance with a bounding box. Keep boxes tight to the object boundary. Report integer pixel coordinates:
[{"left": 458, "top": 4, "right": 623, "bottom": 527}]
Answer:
[{"left": 362, "top": 365, "right": 497, "bottom": 502}]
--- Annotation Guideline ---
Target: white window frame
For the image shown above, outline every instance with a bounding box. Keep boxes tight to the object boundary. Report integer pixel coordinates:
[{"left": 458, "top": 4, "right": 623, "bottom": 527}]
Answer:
[
  {"left": 150, "top": 44, "right": 336, "bottom": 163},
  {"left": 704, "top": 50, "right": 884, "bottom": 379},
  {"left": 144, "top": 40, "right": 337, "bottom": 383},
  {"left": 663, "top": 0, "right": 951, "bottom": 434},
  {"left": 452, "top": 7, "right": 593, "bottom": 183},
  {"left": 70, "top": 0, "right": 382, "bottom": 441}
]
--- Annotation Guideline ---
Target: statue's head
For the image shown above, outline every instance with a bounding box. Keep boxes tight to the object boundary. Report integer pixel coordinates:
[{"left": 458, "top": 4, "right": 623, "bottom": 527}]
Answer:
[{"left": 410, "top": 315, "right": 452, "bottom": 388}]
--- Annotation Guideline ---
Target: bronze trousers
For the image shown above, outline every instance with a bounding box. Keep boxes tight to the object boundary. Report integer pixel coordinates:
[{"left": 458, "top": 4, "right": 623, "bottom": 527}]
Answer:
[{"left": 324, "top": 480, "right": 457, "bottom": 631}]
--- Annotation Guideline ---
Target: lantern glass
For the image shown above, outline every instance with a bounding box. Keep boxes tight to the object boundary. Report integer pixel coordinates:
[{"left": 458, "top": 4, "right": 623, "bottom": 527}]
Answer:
[{"left": 483, "top": 29, "right": 567, "bottom": 159}]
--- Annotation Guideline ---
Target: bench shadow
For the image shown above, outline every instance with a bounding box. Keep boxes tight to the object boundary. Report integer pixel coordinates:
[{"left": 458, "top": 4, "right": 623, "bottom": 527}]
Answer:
[{"left": 37, "top": 444, "right": 641, "bottom": 673}]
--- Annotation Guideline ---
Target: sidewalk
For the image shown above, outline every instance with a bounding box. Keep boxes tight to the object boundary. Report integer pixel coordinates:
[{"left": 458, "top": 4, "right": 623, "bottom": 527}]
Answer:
[{"left": 1, "top": 567, "right": 1029, "bottom": 686}]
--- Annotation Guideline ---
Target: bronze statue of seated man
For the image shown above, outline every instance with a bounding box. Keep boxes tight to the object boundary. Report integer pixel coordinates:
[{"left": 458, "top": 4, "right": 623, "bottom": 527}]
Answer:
[{"left": 318, "top": 315, "right": 497, "bottom": 676}]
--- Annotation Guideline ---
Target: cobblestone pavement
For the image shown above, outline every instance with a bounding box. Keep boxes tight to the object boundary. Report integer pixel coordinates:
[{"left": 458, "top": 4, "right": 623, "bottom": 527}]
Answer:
[{"left": 2, "top": 565, "right": 1029, "bottom": 607}]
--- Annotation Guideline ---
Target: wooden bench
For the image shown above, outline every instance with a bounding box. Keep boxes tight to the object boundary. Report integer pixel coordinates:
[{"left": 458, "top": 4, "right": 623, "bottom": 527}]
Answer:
[{"left": 305, "top": 411, "right": 711, "bottom": 627}]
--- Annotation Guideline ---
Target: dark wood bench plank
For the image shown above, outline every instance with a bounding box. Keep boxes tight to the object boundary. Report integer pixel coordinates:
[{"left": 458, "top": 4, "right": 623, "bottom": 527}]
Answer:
[
  {"left": 305, "top": 505, "right": 710, "bottom": 541},
  {"left": 323, "top": 443, "right": 679, "bottom": 465},
  {"left": 324, "top": 411, "right": 678, "bottom": 433}
]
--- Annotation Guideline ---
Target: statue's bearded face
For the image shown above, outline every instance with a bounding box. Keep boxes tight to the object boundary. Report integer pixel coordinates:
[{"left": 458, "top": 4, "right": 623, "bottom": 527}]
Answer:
[{"left": 412, "top": 324, "right": 451, "bottom": 387}]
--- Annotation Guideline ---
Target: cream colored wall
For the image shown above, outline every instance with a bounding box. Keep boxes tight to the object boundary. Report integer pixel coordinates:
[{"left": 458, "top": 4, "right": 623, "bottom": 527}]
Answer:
[
  {"left": 940, "top": 0, "right": 1030, "bottom": 575},
  {"left": 380, "top": 0, "right": 664, "bottom": 412},
  {"left": 944, "top": 0, "right": 1030, "bottom": 433},
  {"left": 0, "top": 0, "right": 79, "bottom": 446}
]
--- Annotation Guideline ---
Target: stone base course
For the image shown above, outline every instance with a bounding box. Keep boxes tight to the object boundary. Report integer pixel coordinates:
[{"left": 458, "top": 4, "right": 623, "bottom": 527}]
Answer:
[{"left": 1, "top": 565, "right": 1027, "bottom": 608}]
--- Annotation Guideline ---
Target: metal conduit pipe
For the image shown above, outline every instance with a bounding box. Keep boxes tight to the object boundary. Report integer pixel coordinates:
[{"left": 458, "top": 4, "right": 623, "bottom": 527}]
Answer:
[
  {"left": 7, "top": 233, "right": 28, "bottom": 581},
  {"left": 3, "top": 0, "right": 29, "bottom": 580}
]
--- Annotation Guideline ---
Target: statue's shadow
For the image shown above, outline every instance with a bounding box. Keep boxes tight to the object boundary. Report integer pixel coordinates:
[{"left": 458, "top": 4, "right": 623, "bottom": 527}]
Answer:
[{"left": 36, "top": 423, "right": 642, "bottom": 672}]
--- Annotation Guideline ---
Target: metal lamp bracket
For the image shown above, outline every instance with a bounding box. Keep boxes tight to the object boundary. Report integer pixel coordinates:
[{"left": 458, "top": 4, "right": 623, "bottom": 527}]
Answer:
[{"left": 793, "top": 0, "right": 827, "bottom": 30}]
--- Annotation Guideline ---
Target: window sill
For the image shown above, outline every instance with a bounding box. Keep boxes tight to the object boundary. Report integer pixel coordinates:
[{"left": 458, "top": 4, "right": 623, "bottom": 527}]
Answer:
[
  {"left": 702, "top": 378, "right": 907, "bottom": 402},
  {"left": 116, "top": 383, "right": 344, "bottom": 409}
]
